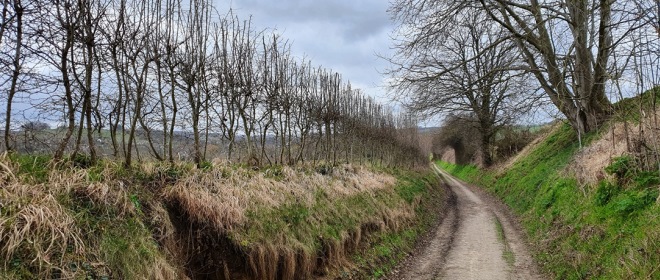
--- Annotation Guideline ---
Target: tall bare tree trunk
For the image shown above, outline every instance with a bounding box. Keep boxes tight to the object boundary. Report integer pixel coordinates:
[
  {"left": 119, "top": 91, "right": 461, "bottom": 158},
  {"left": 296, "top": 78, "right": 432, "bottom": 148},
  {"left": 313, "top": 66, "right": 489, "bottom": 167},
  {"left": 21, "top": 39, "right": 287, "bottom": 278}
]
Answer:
[{"left": 4, "top": 0, "right": 23, "bottom": 152}]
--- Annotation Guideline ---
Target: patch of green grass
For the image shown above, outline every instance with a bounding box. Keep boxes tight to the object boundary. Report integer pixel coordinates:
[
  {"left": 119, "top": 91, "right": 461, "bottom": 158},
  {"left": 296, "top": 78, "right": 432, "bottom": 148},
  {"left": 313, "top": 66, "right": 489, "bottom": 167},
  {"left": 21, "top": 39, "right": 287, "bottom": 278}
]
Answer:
[
  {"left": 438, "top": 121, "right": 660, "bottom": 279},
  {"left": 100, "top": 218, "right": 161, "bottom": 279},
  {"left": 395, "top": 172, "right": 435, "bottom": 203},
  {"left": 612, "top": 86, "right": 660, "bottom": 122},
  {"left": 356, "top": 172, "right": 443, "bottom": 278},
  {"left": 494, "top": 218, "right": 515, "bottom": 266},
  {"left": 62, "top": 185, "right": 169, "bottom": 279},
  {"left": 8, "top": 153, "right": 51, "bottom": 183},
  {"left": 262, "top": 164, "right": 285, "bottom": 180},
  {"left": 361, "top": 227, "right": 427, "bottom": 278}
]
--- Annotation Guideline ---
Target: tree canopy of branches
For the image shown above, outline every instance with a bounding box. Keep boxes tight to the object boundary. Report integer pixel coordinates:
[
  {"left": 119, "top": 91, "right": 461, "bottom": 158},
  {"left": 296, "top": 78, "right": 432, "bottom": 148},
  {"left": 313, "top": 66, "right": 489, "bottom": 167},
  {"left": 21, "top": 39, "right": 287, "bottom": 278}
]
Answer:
[
  {"left": 389, "top": 0, "right": 659, "bottom": 137},
  {"left": 0, "top": 0, "right": 425, "bottom": 168},
  {"left": 389, "top": 6, "right": 536, "bottom": 165}
]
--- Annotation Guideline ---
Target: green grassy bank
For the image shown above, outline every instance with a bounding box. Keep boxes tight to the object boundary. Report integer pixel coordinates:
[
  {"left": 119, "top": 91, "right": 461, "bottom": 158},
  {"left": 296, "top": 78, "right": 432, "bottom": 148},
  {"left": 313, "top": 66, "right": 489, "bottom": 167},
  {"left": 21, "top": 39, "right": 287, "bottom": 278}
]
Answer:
[{"left": 437, "top": 122, "right": 659, "bottom": 279}]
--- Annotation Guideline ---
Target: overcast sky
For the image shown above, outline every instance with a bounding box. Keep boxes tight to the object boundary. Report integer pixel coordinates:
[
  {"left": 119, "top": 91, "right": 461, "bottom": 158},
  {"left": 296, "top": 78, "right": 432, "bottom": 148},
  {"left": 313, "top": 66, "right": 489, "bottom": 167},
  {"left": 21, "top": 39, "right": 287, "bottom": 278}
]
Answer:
[{"left": 215, "top": 0, "right": 395, "bottom": 104}]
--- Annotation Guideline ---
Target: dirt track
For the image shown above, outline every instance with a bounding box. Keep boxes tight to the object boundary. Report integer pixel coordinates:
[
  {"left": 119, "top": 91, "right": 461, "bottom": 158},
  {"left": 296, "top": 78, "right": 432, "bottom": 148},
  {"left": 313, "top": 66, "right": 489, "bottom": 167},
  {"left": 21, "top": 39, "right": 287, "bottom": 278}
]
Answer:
[{"left": 391, "top": 165, "right": 544, "bottom": 280}]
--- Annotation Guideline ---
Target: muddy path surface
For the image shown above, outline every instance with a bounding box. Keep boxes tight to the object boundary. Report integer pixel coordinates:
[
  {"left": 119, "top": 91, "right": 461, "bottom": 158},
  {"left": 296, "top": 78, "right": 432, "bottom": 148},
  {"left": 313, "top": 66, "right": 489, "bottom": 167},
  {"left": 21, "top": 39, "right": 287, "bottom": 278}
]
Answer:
[{"left": 390, "top": 165, "right": 545, "bottom": 280}]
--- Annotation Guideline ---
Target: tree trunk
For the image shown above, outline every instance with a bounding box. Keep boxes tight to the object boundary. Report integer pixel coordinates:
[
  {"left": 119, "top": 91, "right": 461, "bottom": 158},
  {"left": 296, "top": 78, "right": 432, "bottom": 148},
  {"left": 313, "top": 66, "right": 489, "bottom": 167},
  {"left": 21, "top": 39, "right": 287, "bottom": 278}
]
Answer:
[{"left": 4, "top": 0, "right": 23, "bottom": 152}]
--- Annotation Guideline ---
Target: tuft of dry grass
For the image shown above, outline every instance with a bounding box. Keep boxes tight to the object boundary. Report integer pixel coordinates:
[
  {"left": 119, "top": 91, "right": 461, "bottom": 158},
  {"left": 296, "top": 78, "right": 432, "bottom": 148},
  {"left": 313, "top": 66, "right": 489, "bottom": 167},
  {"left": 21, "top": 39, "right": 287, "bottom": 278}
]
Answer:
[
  {"left": 75, "top": 182, "right": 137, "bottom": 216},
  {"left": 0, "top": 183, "right": 84, "bottom": 279},
  {"left": 566, "top": 122, "right": 633, "bottom": 185},
  {"left": 0, "top": 156, "right": 184, "bottom": 279},
  {"left": 0, "top": 154, "right": 15, "bottom": 183}
]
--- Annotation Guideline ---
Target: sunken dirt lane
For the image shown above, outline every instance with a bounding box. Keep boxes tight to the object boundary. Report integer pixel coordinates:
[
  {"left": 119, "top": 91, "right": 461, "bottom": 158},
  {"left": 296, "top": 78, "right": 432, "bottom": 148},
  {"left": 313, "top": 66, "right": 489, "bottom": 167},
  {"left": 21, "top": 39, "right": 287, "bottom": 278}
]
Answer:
[{"left": 390, "top": 165, "right": 545, "bottom": 280}]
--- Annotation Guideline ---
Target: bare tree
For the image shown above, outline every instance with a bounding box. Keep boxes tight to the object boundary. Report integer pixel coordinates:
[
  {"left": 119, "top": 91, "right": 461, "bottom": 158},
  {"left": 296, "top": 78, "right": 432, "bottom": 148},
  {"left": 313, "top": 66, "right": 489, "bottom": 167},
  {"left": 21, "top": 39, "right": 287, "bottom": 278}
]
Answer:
[
  {"left": 42, "top": 0, "right": 83, "bottom": 161},
  {"left": 174, "top": 0, "right": 212, "bottom": 167},
  {"left": 390, "top": 0, "right": 656, "bottom": 136},
  {"left": 389, "top": 7, "right": 535, "bottom": 165}
]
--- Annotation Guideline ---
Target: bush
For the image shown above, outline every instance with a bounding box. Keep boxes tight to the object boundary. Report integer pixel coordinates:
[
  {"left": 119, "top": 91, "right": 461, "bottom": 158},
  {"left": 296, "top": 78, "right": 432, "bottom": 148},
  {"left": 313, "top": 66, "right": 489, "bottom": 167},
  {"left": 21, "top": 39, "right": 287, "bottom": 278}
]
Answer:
[{"left": 494, "top": 126, "right": 537, "bottom": 160}]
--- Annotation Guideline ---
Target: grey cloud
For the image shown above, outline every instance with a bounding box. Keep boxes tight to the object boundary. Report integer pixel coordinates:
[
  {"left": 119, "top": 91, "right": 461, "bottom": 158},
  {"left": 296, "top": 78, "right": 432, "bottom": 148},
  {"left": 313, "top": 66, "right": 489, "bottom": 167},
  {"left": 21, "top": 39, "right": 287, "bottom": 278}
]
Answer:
[{"left": 228, "top": 0, "right": 392, "bottom": 40}]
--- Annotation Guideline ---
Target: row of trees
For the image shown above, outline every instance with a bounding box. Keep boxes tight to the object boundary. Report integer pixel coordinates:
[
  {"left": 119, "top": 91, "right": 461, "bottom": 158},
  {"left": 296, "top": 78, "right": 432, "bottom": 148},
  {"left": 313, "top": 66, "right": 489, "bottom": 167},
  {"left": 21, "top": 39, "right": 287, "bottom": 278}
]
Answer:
[
  {"left": 0, "top": 0, "right": 425, "bottom": 168},
  {"left": 389, "top": 0, "right": 659, "bottom": 166}
]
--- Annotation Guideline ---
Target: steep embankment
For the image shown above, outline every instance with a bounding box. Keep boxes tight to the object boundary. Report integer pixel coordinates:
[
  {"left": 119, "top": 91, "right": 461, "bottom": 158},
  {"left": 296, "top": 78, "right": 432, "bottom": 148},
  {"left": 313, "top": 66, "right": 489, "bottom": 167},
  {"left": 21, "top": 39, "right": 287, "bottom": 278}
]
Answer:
[
  {"left": 439, "top": 120, "right": 660, "bottom": 279},
  {"left": 0, "top": 156, "right": 445, "bottom": 279}
]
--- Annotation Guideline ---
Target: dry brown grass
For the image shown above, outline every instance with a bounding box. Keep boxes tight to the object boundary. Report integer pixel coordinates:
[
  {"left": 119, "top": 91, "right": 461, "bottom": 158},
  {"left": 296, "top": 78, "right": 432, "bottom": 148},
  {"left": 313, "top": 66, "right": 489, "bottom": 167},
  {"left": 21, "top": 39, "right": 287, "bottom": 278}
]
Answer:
[
  {"left": 164, "top": 163, "right": 398, "bottom": 233},
  {"left": 566, "top": 109, "right": 660, "bottom": 186},
  {"left": 0, "top": 183, "right": 84, "bottom": 279},
  {"left": 0, "top": 158, "right": 15, "bottom": 183},
  {"left": 566, "top": 122, "right": 633, "bottom": 185},
  {"left": 163, "top": 162, "right": 418, "bottom": 279},
  {"left": 1, "top": 154, "right": 424, "bottom": 279},
  {"left": 76, "top": 181, "right": 137, "bottom": 216},
  {"left": 0, "top": 157, "right": 184, "bottom": 279}
]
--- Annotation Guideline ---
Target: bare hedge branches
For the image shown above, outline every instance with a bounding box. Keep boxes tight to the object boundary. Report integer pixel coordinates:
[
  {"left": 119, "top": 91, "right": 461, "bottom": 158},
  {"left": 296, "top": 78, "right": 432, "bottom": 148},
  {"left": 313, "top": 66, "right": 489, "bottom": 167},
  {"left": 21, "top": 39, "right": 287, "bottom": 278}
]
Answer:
[{"left": 0, "top": 0, "right": 425, "bottom": 168}]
